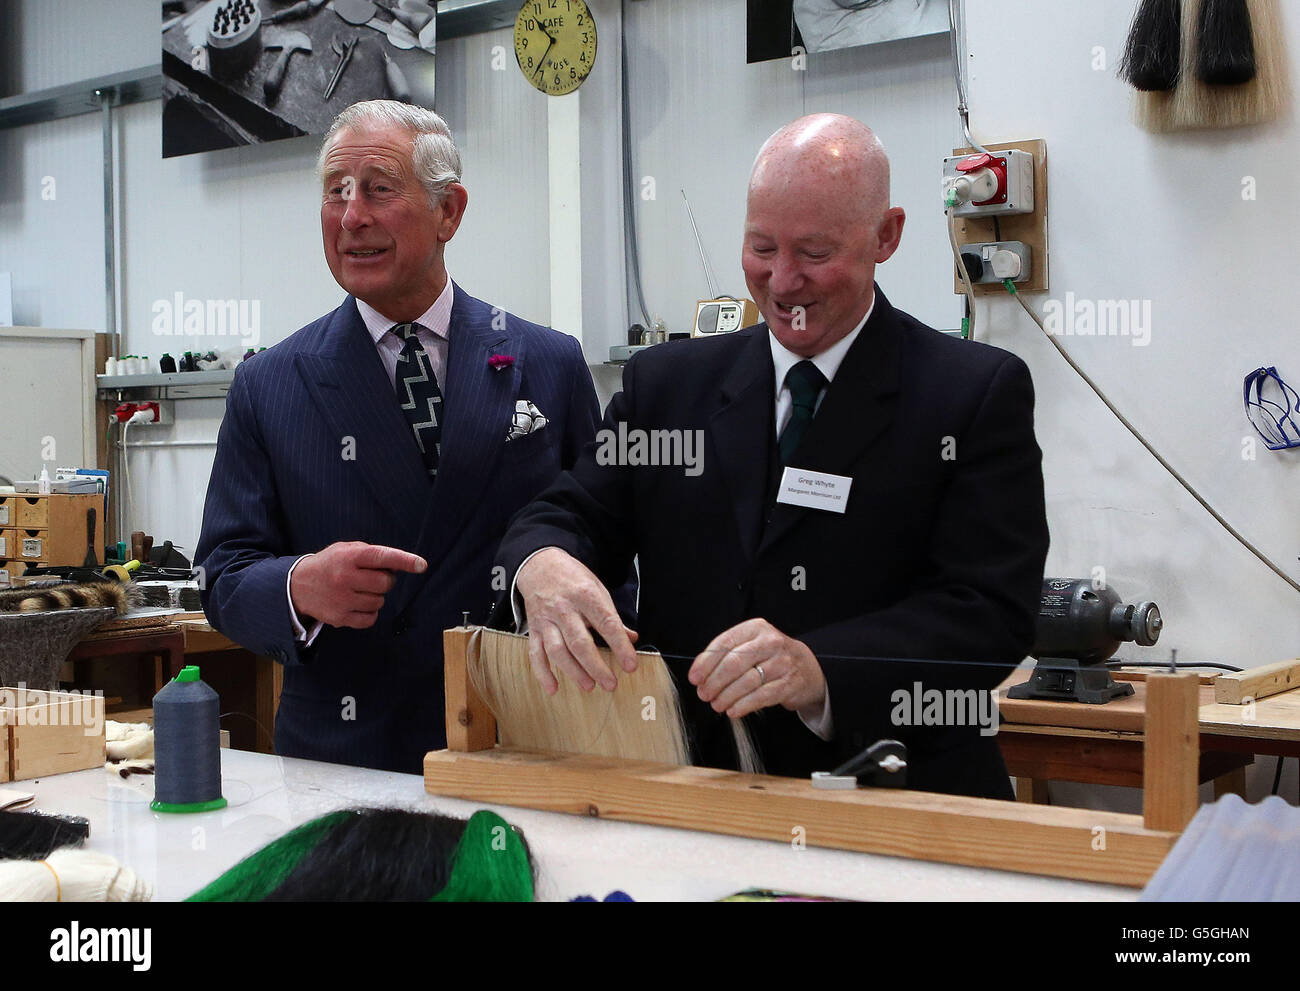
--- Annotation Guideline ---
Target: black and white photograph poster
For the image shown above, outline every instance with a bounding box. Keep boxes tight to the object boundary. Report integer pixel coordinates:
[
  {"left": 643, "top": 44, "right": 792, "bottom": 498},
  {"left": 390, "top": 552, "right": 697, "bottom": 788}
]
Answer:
[
  {"left": 748, "top": 0, "right": 949, "bottom": 63},
  {"left": 161, "top": 0, "right": 436, "bottom": 158}
]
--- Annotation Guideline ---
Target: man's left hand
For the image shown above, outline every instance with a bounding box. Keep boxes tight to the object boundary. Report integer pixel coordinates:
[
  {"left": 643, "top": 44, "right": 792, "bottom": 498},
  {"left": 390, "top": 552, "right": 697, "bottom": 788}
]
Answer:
[{"left": 689, "top": 618, "right": 826, "bottom": 718}]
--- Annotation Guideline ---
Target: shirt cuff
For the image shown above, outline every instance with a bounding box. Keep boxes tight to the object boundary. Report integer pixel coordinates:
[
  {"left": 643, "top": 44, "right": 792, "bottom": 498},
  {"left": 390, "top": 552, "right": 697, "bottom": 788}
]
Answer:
[
  {"left": 797, "top": 686, "right": 834, "bottom": 741},
  {"left": 509, "top": 547, "right": 560, "bottom": 634},
  {"left": 286, "top": 554, "right": 324, "bottom": 647}
]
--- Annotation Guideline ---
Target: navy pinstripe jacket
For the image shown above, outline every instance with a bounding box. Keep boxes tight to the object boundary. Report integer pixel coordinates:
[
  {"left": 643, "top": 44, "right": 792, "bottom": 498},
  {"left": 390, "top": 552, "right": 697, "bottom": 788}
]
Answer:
[{"left": 196, "top": 285, "right": 601, "bottom": 772}]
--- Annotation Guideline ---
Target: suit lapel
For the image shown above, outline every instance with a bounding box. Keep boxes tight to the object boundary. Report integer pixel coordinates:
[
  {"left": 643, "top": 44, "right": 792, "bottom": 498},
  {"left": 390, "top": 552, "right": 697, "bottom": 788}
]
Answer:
[
  {"left": 758, "top": 287, "right": 904, "bottom": 557},
  {"left": 410, "top": 284, "right": 519, "bottom": 569},
  {"left": 709, "top": 328, "right": 775, "bottom": 565},
  {"left": 294, "top": 297, "right": 430, "bottom": 527}
]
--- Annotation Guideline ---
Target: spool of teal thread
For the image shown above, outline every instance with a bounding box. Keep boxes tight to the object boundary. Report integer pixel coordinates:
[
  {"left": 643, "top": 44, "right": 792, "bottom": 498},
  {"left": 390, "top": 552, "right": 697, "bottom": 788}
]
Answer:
[{"left": 150, "top": 665, "right": 227, "bottom": 813}]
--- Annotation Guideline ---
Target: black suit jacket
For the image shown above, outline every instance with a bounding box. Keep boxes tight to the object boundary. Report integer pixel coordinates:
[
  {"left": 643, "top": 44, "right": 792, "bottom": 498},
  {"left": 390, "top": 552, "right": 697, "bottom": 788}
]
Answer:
[{"left": 497, "top": 288, "right": 1049, "bottom": 797}]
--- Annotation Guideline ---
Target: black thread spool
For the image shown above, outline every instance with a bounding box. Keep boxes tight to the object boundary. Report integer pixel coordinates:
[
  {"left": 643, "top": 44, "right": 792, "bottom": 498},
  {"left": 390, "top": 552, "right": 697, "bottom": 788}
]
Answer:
[{"left": 150, "top": 665, "right": 227, "bottom": 814}]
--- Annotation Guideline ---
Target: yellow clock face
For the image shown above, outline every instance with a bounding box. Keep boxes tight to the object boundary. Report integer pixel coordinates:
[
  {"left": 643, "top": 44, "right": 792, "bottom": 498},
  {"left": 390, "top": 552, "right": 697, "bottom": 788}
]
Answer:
[{"left": 514, "top": 0, "right": 597, "bottom": 96}]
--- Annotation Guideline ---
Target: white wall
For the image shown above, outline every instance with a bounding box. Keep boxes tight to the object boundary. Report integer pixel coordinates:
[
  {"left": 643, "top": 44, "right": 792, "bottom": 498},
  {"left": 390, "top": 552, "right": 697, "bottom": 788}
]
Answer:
[{"left": 1, "top": 1, "right": 1297, "bottom": 680}]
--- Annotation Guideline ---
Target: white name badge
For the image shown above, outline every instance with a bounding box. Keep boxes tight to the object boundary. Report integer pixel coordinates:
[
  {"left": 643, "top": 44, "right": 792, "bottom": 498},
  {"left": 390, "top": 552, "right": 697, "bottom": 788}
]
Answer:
[{"left": 777, "top": 467, "right": 852, "bottom": 514}]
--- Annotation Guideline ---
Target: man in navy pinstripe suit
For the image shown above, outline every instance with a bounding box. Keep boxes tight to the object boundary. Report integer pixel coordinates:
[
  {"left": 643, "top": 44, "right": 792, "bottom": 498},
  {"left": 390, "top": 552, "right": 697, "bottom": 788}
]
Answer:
[{"left": 195, "top": 101, "right": 603, "bottom": 773}]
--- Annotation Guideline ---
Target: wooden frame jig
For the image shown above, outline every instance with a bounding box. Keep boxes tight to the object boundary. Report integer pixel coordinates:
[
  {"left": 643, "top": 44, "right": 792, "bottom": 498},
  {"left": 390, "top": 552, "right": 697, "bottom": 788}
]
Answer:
[{"left": 426, "top": 627, "right": 1196, "bottom": 888}]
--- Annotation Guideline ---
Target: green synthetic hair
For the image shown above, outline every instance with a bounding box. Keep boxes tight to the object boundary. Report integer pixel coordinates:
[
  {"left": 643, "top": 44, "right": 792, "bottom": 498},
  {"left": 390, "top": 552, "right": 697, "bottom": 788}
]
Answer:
[
  {"left": 187, "top": 810, "right": 355, "bottom": 902},
  {"left": 430, "top": 810, "right": 533, "bottom": 903},
  {"left": 186, "top": 808, "right": 533, "bottom": 902}
]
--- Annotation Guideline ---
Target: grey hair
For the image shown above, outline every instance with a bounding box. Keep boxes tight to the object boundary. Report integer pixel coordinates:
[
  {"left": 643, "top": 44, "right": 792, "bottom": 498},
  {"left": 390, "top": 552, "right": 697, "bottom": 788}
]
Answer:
[{"left": 317, "top": 100, "right": 463, "bottom": 208}]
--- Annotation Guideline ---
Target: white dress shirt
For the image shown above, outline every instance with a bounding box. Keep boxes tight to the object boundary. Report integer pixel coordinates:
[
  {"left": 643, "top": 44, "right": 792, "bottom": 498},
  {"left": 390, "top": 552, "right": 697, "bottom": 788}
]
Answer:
[{"left": 288, "top": 280, "right": 456, "bottom": 645}]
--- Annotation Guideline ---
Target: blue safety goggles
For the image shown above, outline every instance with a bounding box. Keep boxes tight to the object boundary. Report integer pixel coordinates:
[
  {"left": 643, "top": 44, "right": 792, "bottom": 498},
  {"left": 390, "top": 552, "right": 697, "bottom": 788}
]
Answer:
[{"left": 1243, "top": 366, "right": 1300, "bottom": 451}]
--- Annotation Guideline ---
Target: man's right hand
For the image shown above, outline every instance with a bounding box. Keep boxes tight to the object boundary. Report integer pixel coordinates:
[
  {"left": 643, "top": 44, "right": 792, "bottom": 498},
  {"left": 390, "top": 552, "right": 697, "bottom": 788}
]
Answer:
[
  {"left": 290, "top": 542, "right": 427, "bottom": 629},
  {"left": 515, "top": 547, "right": 638, "bottom": 695}
]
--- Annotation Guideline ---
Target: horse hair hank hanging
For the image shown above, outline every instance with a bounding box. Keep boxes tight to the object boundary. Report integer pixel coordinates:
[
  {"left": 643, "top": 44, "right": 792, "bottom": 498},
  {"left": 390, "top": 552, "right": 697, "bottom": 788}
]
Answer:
[
  {"left": 464, "top": 628, "right": 762, "bottom": 773},
  {"left": 1119, "top": 0, "right": 1183, "bottom": 91},
  {"left": 1133, "top": 0, "right": 1287, "bottom": 131}
]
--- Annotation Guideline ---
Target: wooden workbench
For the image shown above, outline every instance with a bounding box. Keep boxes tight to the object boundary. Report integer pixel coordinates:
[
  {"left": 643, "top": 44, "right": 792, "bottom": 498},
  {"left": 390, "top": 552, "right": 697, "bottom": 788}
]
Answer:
[{"left": 998, "top": 668, "right": 1300, "bottom": 801}]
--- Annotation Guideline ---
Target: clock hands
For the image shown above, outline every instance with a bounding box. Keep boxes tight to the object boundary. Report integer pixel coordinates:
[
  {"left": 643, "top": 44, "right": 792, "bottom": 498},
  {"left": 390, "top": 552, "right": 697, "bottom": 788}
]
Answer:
[{"left": 533, "top": 24, "right": 556, "bottom": 81}]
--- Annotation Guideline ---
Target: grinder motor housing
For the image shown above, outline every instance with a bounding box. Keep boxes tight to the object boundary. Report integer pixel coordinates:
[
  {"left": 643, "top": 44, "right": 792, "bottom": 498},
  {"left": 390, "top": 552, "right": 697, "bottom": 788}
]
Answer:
[{"left": 1008, "top": 578, "right": 1163, "bottom": 704}]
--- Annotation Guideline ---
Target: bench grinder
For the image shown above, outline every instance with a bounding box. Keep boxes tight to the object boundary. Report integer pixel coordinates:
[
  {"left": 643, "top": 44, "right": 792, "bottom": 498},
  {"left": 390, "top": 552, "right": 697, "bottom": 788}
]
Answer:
[{"left": 1007, "top": 578, "right": 1163, "bottom": 704}]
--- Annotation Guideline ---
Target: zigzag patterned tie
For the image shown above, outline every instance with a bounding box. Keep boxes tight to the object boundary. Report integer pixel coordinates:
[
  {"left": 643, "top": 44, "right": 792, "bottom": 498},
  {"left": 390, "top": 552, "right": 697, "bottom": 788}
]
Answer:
[{"left": 392, "top": 323, "right": 443, "bottom": 480}]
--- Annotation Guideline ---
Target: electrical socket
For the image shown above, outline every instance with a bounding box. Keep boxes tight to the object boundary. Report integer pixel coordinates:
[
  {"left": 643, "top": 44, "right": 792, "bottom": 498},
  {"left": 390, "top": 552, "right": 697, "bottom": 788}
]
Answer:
[
  {"left": 943, "top": 149, "right": 1035, "bottom": 217},
  {"left": 949, "top": 139, "right": 1048, "bottom": 296},
  {"left": 958, "top": 241, "right": 1032, "bottom": 284}
]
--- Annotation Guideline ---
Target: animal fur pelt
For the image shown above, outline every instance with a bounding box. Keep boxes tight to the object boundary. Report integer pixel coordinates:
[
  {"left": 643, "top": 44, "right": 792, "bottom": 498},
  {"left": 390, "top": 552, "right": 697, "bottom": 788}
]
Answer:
[{"left": 0, "top": 582, "right": 135, "bottom": 615}]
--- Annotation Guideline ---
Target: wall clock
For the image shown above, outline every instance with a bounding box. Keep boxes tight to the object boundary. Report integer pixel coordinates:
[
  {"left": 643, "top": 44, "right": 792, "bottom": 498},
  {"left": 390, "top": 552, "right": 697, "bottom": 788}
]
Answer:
[{"left": 514, "top": 0, "right": 597, "bottom": 96}]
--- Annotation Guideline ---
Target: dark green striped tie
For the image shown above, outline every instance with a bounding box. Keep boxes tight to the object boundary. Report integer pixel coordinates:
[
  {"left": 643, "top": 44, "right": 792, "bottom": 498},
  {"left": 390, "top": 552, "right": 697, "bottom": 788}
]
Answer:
[{"left": 778, "top": 360, "right": 827, "bottom": 465}]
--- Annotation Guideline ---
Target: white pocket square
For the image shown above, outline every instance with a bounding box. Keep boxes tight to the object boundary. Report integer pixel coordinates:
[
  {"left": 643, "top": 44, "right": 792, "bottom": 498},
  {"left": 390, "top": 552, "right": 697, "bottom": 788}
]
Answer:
[{"left": 507, "top": 400, "right": 549, "bottom": 442}]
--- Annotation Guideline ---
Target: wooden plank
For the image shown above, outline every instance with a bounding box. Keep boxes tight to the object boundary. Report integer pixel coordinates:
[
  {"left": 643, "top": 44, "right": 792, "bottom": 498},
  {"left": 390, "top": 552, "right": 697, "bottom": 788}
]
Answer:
[
  {"left": 255, "top": 656, "right": 280, "bottom": 755},
  {"left": 1214, "top": 659, "right": 1300, "bottom": 703},
  {"left": 443, "top": 627, "right": 495, "bottom": 752},
  {"left": 0, "top": 704, "right": 9, "bottom": 782},
  {"left": 1200, "top": 688, "right": 1300, "bottom": 743},
  {"left": 1015, "top": 777, "right": 1050, "bottom": 804},
  {"left": 1001, "top": 731, "right": 1146, "bottom": 788},
  {"left": 1143, "top": 673, "right": 1200, "bottom": 832},
  {"left": 176, "top": 620, "right": 240, "bottom": 653},
  {"left": 1113, "top": 668, "right": 1218, "bottom": 686},
  {"left": 424, "top": 748, "right": 1177, "bottom": 887},
  {"left": 1000, "top": 674, "right": 1219, "bottom": 733}
]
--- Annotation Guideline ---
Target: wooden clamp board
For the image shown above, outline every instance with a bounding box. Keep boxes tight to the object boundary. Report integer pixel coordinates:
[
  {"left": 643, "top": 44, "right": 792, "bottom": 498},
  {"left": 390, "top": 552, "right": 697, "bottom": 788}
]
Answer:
[
  {"left": 1214, "top": 659, "right": 1300, "bottom": 704},
  {"left": 427, "top": 628, "right": 1193, "bottom": 888}
]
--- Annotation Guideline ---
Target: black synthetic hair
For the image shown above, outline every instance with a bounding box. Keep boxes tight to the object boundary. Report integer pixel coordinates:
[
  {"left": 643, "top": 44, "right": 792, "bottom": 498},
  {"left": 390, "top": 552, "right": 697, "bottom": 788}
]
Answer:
[
  {"left": 262, "top": 808, "right": 534, "bottom": 902},
  {"left": 1118, "top": 0, "right": 1183, "bottom": 91},
  {"left": 0, "top": 810, "right": 90, "bottom": 860},
  {"left": 1196, "top": 0, "right": 1257, "bottom": 85}
]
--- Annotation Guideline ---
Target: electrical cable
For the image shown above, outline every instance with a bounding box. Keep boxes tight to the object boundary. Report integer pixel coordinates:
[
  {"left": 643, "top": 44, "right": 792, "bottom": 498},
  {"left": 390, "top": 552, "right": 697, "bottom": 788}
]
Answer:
[
  {"left": 620, "top": 0, "right": 651, "bottom": 328},
  {"left": 948, "top": 0, "right": 990, "bottom": 155},
  {"left": 1104, "top": 660, "right": 1244, "bottom": 673},
  {"left": 121, "top": 419, "right": 133, "bottom": 530},
  {"left": 1003, "top": 279, "right": 1300, "bottom": 597},
  {"left": 1271, "top": 756, "right": 1285, "bottom": 796},
  {"left": 947, "top": 208, "right": 977, "bottom": 339}
]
